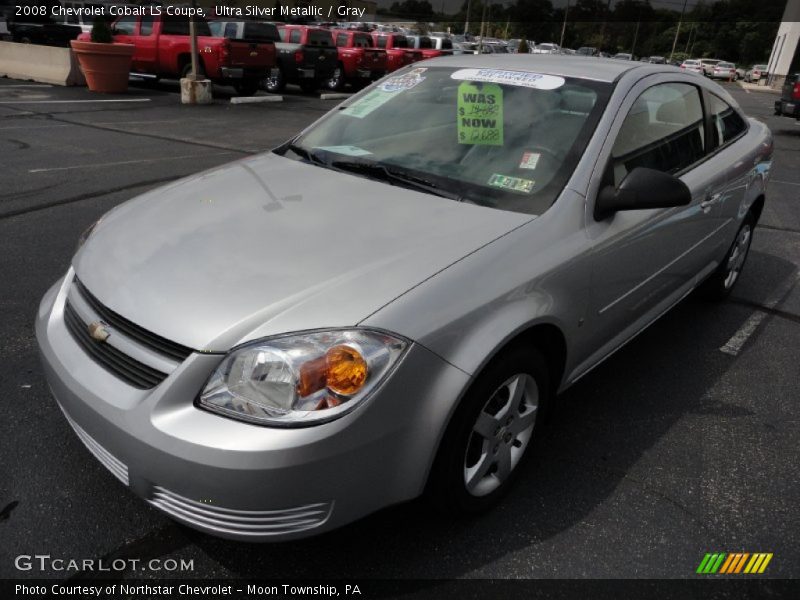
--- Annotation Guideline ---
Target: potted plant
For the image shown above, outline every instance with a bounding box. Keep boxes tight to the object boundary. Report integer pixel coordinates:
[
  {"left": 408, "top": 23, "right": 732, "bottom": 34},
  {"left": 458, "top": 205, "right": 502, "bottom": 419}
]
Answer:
[{"left": 70, "top": 17, "right": 134, "bottom": 93}]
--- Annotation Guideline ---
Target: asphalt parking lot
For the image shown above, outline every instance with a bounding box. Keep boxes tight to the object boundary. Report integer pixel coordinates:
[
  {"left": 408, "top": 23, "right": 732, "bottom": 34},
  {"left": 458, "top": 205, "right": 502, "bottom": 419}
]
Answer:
[{"left": 0, "top": 76, "right": 798, "bottom": 582}]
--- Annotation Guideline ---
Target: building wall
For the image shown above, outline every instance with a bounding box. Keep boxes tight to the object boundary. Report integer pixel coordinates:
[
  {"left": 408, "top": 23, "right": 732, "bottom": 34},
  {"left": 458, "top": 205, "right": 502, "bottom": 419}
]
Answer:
[{"left": 767, "top": 0, "right": 800, "bottom": 88}]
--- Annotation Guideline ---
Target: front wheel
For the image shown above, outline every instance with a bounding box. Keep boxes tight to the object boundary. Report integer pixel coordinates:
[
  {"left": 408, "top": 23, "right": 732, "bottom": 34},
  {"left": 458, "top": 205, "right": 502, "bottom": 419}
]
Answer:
[
  {"left": 700, "top": 213, "right": 755, "bottom": 300},
  {"left": 426, "top": 345, "right": 550, "bottom": 514}
]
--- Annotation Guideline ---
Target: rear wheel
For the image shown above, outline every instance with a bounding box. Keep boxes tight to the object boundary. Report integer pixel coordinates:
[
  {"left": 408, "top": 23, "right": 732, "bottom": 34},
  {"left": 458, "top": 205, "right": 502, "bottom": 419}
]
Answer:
[
  {"left": 700, "top": 212, "right": 755, "bottom": 300},
  {"left": 427, "top": 345, "right": 550, "bottom": 514},
  {"left": 325, "top": 64, "right": 345, "bottom": 91},
  {"left": 263, "top": 68, "right": 285, "bottom": 93},
  {"left": 181, "top": 61, "right": 205, "bottom": 80}
]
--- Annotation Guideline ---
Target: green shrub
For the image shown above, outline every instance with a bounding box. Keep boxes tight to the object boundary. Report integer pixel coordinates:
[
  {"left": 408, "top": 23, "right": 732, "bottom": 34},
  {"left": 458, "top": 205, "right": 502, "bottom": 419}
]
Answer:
[{"left": 90, "top": 17, "right": 113, "bottom": 44}]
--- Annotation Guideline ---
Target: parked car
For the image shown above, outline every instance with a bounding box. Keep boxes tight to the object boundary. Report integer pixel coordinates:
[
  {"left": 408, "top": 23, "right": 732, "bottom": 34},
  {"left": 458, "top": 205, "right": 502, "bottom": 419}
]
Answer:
[
  {"left": 37, "top": 55, "right": 772, "bottom": 542},
  {"left": 371, "top": 32, "right": 423, "bottom": 71},
  {"left": 680, "top": 58, "right": 703, "bottom": 74},
  {"left": 76, "top": 14, "right": 276, "bottom": 96},
  {"left": 325, "top": 28, "right": 387, "bottom": 91},
  {"left": 613, "top": 53, "right": 633, "bottom": 60},
  {"left": 647, "top": 56, "right": 666, "bottom": 64},
  {"left": 264, "top": 24, "right": 339, "bottom": 94},
  {"left": 7, "top": 10, "right": 81, "bottom": 46},
  {"left": 406, "top": 35, "right": 447, "bottom": 59},
  {"left": 745, "top": 64, "right": 769, "bottom": 82},
  {"left": 532, "top": 42, "right": 560, "bottom": 54},
  {"left": 774, "top": 72, "right": 800, "bottom": 120},
  {"left": 576, "top": 46, "right": 597, "bottom": 56},
  {"left": 700, "top": 58, "right": 722, "bottom": 76},
  {"left": 428, "top": 35, "right": 455, "bottom": 55},
  {"left": 710, "top": 61, "right": 738, "bottom": 80}
]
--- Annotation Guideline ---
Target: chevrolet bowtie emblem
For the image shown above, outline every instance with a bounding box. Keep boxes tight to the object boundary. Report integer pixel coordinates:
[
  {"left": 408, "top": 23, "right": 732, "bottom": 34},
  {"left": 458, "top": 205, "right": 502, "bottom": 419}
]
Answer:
[{"left": 88, "top": 321, "right": 110, "bottom": 342}]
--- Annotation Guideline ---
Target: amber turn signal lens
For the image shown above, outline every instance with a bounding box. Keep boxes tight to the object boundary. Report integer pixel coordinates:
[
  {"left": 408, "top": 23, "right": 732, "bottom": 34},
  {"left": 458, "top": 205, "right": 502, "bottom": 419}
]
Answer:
[{"left": 325, "top": 345, "right": 368, "bottom": 396}]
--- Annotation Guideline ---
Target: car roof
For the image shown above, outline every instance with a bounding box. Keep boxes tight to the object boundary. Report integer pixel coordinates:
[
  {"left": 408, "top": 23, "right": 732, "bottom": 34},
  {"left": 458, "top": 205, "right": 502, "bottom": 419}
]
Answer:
[{"left": 417, "top": 54, "right": 674, "bottom": 83}]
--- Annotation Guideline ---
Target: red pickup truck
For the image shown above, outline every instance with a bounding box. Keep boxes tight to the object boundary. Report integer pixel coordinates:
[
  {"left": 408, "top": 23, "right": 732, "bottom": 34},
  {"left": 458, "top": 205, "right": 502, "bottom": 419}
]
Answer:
[
  {"left": 78, "top": 14, "right": 276, "bottom": 96},
  {"left": 370, "top": 33, "right": 423, "bottom": 73},
  {"left": 325, "top": 29, "right": 387, "bottom": 91}
]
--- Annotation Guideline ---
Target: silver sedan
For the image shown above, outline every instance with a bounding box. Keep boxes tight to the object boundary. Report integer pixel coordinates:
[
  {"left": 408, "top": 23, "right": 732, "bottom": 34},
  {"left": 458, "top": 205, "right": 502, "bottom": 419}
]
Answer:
[{"left": 37, "top": 55, "right": 772, "bottom": 541}]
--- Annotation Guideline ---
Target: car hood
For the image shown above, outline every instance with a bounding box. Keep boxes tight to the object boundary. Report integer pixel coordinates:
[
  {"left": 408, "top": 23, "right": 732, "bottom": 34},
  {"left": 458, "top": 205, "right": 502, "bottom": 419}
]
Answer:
[{"left": 74, "top": 153, "right": 531, "bottom": 351}]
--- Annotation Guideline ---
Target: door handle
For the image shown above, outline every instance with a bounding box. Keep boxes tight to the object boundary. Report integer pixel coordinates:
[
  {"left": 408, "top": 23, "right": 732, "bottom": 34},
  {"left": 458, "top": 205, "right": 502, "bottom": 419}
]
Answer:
[{"left": 700, "top": 193, "right": 721, "bottom": 213}]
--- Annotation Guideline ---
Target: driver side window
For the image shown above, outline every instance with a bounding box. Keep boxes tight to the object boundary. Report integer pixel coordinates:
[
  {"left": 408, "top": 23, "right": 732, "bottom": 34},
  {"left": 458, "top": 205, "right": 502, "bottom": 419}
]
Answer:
[
  {"left": 611, "top": 83, "right": 705, "bottom": 187},
  {"left": 114, "top": 16, "right": 137, "bottom": 35}
]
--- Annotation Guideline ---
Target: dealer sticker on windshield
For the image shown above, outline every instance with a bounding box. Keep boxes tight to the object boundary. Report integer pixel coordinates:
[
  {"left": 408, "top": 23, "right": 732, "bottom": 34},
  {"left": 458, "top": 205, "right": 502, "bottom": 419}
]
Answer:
[
  {"left": 342, "top": 90, "right": 395, "bottom": 119},
  {"left": 379, "top": 67, "right": 427, "bottom": 92},
  {"left": 488, "top": 173, "right": 535, "bottom": 193},
  {"left": 457, "top": 82, "right": 503, "bottom": 146},
  {"left": 519, "top": 151, "right": 541, "bottom": 170},
  {"left": 451, "top": 69, "right": 565, "bottom": 90}
]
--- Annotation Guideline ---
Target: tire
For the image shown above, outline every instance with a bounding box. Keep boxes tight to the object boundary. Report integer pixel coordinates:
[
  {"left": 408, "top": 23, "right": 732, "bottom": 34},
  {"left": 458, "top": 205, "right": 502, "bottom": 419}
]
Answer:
[
  {"left": 233, "top": 79, "right": 260, "bottom": 96},
  {"left": 426, "top": 344, "right": 551, "bottom": 514},
  {"left": 181, "top": 61, "right": 205, "bottom": 80},
  {"left": 299, "top": 79, "right": 319, "bottom": 94},
  {"left": 700, "top": 212, "right": 756, "bottom": 301},
  {"left": 325, "top": 64, "right": 345, "bottom": 91},
  {"left": 263, "top": 68, "right": 285, "bottom": 93}
]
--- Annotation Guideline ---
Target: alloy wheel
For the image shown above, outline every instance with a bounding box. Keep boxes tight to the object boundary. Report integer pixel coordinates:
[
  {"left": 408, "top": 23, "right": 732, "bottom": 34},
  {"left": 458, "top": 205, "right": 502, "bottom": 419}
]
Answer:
[
  {"left": 463, "top": 373, "right": 538, "bottom": 497},
  {"left": 724, "top": 223, "right": 752, "bottom": 289}
]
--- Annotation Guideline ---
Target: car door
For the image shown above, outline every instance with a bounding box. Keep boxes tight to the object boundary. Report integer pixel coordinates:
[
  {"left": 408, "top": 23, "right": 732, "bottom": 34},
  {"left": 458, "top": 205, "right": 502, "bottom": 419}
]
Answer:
[
  {"left": 131, "top": 14, "right": 157, "bottom": 73},
  {"left": 582, "top": 78, "right": 725, "bottom": 365},
  {"left": 703, "top": 91, "right": 757, "bottom": 242}
]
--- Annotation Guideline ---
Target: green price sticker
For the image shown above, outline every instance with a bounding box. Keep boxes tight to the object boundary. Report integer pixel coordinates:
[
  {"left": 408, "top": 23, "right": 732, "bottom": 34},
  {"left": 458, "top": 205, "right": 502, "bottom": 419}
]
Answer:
[{"left": 457, "top": 82, "right": 503, "bottom": 146}]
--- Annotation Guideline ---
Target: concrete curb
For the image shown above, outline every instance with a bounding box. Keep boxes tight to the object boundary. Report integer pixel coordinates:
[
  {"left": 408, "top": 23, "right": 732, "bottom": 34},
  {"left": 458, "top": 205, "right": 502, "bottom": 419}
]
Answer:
[
  {"left": 320, "top": 93, "right": 352, "bottom": 100},
  {"left": 0, "top": 42, "right": 85, "bottom": 86},
  {"left": 230, "top": 95, "right": 283, "bottom": 104}
]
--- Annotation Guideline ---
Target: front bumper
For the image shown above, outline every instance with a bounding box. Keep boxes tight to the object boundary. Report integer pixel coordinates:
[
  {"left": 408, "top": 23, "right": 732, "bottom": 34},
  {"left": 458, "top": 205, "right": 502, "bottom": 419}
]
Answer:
[{"left": 36, "top": 271, "right": 470, "bottom": 541}]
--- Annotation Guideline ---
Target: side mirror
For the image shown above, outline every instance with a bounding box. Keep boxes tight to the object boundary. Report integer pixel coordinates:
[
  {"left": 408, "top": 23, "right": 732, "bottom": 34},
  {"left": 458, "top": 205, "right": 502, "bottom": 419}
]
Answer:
[{"left": 594, "top": 167, "right": 692, "bottom": 221}]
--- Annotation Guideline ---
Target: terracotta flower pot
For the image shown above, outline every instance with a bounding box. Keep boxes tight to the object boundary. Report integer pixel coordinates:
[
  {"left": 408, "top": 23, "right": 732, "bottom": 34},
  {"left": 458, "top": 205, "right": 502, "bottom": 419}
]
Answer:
[{"left": 70, "top": 40, "right": 135, "bottom": 94}]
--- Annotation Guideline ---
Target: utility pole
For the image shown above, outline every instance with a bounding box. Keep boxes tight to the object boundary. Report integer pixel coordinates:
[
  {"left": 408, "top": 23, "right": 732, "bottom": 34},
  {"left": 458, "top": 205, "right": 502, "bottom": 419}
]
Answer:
[
  {"left": 478, "top": 2, "right": 487, "bottom": 53},
  {"left": 189, "top": 0, "right": 199, "bottom": 80},
  {"left": 559, "top": 0, "right": 569, "bottom": 49},
  {"left": 600, "top": 0, "right": 613, "bottom": 51},
  {"left": 684, "top": 21, "right": 695, "bottom": 55},
  {"left": 464, "top": 0, "right": 472, "bottom": 35},
  {"left": 631, "top": 20, "right": 640, "bottom": 57},
  {"left": 669, "top": 0, "right": 689, "bottom": 63}
]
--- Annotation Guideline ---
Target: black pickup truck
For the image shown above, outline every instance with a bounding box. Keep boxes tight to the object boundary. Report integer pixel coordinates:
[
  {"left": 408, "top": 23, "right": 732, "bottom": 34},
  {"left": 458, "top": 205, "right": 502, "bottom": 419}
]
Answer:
[
  {"left": 268, "top": 24, "right": 338, "bottom": 93},
  {"left": 774, "top": 73, "right": 800, "bottom": 121}
]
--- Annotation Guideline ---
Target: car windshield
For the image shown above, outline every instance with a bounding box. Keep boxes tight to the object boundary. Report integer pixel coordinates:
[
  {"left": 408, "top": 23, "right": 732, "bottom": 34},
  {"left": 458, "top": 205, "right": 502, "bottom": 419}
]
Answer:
[{"left": 278, "top": 66, "right": 611, "bottom": 215}]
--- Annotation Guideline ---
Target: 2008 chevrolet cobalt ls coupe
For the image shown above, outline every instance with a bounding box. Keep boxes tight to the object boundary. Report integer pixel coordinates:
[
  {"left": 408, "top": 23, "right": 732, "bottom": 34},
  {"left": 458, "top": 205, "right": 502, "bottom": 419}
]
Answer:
[{"left": 37, "top": 56, "right": 772, "bottom": 540}]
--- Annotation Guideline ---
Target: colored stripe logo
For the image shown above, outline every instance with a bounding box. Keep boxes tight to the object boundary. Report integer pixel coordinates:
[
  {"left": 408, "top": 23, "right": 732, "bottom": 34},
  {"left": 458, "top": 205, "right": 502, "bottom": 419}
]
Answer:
[{"left": 697, "top": 552, "right": 773, "bottom": 574}]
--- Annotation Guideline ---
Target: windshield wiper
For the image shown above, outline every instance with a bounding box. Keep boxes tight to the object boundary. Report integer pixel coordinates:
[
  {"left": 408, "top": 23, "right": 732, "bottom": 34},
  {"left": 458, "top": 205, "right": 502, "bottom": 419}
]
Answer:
[
  {"left": 330, "top": 160, "right": 463, "bottom": 201},
  {"left": 285, "top": 143, "right": 325, "bottom": 165}
]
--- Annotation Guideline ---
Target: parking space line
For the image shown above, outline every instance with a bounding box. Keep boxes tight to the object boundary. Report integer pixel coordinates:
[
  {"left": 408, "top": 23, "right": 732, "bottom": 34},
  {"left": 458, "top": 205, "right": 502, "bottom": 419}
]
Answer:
[
  {"left": 721, "top": 271, "right": 800, "bottom": 356},
  {"left": 772, "top": 180, "right": 800, "bottom": 187},
  {"left": 0, "top": 124, "right": 75, "bottom": 130},
  {"left": 0, "top": 99, "right": 151, "bottom": 105},
  {"left": 0, "top": 84, "right": 54, "bottom": 88},
  {"left": 29, "top": 152, "right": 234, "bottom": 173}
]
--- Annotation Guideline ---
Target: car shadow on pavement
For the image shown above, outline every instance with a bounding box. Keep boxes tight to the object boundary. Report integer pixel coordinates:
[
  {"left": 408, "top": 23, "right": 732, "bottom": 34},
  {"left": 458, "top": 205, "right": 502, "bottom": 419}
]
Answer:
[{"left": 182, "top": 251, "right": 797, "bottom": 579}]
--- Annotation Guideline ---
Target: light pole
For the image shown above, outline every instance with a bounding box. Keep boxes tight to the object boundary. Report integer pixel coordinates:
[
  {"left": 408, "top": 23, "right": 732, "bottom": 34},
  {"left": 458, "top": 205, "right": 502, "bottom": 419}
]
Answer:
[
  {"left": 669, "top": 0, "right": 689, "bottom": 63},
  {"left": 559, "top": 0, "right": 569, "bottom": 49},
  {"left": 464, "top": 0, "right": 473, "bottom": 35}
]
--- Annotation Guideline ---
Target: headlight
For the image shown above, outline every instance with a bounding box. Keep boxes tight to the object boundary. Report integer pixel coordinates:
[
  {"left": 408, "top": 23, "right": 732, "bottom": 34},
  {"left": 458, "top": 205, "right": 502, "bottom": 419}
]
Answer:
[{"left": 197, "top": 329, "right": 408, "bottom": 427}]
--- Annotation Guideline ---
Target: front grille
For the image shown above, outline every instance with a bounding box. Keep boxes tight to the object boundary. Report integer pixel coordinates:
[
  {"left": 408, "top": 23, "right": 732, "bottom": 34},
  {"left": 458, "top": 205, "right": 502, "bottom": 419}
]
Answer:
[
  {"left": 148, "top": 487, "right": 333, "bottom": 538},
  {"left": 64, "top": 300, "right": 168, "bottom": 389},
  {"left": 59, "top": 405, "right": 129, "bottom": 486},
  {"left": 73, "top": 278, "right": 192, "bottom": 362}
]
